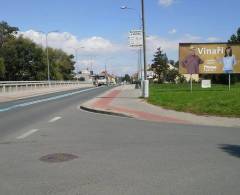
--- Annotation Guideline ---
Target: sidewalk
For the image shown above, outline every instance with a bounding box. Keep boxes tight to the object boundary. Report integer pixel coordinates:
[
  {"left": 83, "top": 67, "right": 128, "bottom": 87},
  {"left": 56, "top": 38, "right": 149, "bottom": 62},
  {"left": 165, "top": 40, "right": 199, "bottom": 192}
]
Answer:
[
  {"left": 0, "top": 84, "right": 93, "bottom": 103},
  {"left": 81, "top": 84, "right": 240, "bottom": 128}
]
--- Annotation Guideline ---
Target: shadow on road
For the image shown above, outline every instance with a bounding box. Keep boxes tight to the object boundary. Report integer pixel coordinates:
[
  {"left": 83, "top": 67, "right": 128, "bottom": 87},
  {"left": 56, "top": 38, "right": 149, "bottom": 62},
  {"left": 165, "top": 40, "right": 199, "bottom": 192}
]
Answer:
[{"left": 219, "top": 144, "right": 240, "bottom": 158}]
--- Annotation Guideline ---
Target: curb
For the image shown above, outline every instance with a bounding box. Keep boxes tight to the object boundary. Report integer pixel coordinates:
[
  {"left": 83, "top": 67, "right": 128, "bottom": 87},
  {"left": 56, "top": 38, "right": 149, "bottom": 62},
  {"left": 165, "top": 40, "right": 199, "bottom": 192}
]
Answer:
[{"left": 80, "top": 105, "right": 132, "bottom": 118}]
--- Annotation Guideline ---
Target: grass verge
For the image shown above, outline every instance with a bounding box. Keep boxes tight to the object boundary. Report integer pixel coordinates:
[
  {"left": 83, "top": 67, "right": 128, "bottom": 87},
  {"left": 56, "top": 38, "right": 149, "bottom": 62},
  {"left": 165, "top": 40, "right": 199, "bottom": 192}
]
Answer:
[{"left": 148, "top": 83, "right": 240, "bottom": 117}]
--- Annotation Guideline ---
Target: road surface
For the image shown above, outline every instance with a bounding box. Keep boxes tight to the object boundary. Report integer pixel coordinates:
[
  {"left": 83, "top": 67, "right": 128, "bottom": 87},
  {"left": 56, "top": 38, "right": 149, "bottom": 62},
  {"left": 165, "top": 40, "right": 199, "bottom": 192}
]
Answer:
[{"left": 0, "top": 86, "right": 239, "bottom": 195}]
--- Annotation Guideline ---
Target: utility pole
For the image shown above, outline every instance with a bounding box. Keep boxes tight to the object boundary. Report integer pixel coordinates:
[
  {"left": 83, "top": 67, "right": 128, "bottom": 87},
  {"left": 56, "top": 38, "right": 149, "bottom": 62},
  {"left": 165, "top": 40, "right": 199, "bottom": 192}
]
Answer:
[{"left": 141, "top": 0, "right": 149, "bottom": 97}]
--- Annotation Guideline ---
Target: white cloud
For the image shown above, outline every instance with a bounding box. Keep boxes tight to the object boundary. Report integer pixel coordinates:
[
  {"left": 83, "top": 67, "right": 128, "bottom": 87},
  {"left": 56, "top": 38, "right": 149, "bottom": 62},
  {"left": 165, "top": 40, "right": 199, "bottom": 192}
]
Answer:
[
  {"left": 17, "top": 30, "right": 220, "bottom": 75},
  {"left": 17, "top": 30, "right": 121, "bottom": 54},
  {"left": 146, "top": 35, "right": 178, "bottom": 53},
  {"left": 206, "top": 37, "right": 220, "bottom": 42},
  {"left": 168, "top": 28, "right": 177, "bottom": 34},
  {"left": 17, "top": 30, "right": 130, "bottom": 74},
  {"left": 79, "top": 36, "right": 119, "bottom": 53},
  {"left": 146, "top": 33, "right": 203, "bottom": 53},
  {"left": 159, "top": 0, "right": 175, "bottom": 7},
  {"left": 145, "top": 33, "right": 206, "bottom": 61}
]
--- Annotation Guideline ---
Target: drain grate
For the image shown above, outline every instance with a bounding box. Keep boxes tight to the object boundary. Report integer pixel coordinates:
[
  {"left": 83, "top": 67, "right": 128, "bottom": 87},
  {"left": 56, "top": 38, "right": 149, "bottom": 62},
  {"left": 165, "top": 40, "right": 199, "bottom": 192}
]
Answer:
[{"left": 40, "top": 153, "right": 78, "bottom": 163}]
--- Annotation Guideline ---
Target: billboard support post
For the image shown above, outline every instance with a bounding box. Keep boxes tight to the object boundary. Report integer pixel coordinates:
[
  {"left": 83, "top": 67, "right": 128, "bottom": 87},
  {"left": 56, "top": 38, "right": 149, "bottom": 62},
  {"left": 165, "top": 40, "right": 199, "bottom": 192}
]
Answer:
[
  {"left": 228, "top": 73, "right": 231, "bottom": 91},
  {"left": 190, "top": 74, "right": 193, "bottom": 92}
]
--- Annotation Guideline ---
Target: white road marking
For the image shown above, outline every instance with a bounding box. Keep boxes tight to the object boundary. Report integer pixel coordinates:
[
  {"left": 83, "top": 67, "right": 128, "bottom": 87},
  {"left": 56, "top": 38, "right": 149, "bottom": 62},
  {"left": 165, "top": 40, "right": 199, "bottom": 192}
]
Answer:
[
  {"left": 0, "top": 87, "right": 103, "bottom": 113},
  {"left": 17, "top": 129, "right": 39, "bottom": 139},
  {"left": 49, "top": 116, "right": 62, "bottom": 123}
]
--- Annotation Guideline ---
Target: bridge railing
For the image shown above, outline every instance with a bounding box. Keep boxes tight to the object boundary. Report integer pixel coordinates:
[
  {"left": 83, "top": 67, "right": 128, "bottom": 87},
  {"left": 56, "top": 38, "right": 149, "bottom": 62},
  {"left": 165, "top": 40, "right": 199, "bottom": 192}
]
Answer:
[{"left": 0, "top": 80, "right": 93, "bottom": 93}]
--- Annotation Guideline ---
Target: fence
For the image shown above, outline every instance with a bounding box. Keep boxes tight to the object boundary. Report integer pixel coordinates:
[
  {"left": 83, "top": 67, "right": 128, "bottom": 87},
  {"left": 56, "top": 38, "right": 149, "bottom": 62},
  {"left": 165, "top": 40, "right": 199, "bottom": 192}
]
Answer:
[{"left": 0, "top": 80, "right": 93, "bottom": 93}]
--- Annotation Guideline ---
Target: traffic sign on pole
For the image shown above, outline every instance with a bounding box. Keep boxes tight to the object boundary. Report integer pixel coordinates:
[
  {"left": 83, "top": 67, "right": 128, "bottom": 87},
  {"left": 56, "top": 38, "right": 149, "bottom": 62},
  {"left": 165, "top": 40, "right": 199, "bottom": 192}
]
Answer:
[{"left": 128, "top": 30, "right": 143, "bottom": 47}]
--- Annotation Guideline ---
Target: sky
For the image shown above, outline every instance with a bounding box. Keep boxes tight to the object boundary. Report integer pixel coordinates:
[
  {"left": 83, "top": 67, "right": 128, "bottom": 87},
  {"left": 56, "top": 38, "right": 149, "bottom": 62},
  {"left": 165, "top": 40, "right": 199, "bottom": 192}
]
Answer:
[{"left": 0, "top": 0, "right": 240, "bottom": 75}]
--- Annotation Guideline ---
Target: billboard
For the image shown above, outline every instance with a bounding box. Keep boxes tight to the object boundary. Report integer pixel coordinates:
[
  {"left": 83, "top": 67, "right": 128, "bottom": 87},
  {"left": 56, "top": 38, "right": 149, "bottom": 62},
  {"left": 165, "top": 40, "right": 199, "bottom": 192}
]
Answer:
[
  {"left": 179, "top": 43, "right": 240, "bottom": 74},
  {"left": 128, "top": 30, "right": 143, "bottom": 47}
]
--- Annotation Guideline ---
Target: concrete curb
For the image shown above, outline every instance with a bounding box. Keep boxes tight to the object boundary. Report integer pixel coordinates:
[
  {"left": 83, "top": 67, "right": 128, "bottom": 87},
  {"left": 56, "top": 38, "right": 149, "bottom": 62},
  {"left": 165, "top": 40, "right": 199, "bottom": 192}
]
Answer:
[
  {"left": 80, "top": 85, "right": 131, "bottom": 118},
  {"left": 80, "top": 105, "right": 132, "bottom": 118}
]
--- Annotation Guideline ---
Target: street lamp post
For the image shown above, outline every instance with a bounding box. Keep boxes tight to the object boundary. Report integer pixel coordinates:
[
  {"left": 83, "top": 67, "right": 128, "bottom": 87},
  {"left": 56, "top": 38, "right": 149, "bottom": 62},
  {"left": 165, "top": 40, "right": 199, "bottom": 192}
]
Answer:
[
  {"left": 45, "top": 31, "right": 59, "bottom": 83},
  {"left": 120, "top": 5, "right": 143, "bottom": 82},
  {"left": 45, "top": 34, "right": 50, "bottom": 82},
  {"left": 37, "top": 30, "right": 59, "bottom": 83}
]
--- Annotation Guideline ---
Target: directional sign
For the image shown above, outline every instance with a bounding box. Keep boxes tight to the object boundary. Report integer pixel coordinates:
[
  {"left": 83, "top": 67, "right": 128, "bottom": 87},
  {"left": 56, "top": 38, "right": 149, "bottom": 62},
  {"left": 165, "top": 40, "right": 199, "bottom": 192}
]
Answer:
[{"left": 128, "top": 30, "right": 143, "bottom": 47}]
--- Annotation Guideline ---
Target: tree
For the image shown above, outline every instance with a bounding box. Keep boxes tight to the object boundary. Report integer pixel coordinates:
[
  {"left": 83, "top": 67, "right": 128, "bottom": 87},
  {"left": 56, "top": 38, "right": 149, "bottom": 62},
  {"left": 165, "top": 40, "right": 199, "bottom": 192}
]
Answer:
[
  {"left": 228, "top": 27, "right": 240, "bottom": 43},
  {"left": 151, "top": 48, "right": 169, "bottom": 83},
  {"left": 1, "top": 36, "right": 46, "bottom": 80},
  {"left": 169, "top": 60, "right": 175, "bottom": 66},
  {"left": 0, "top": 21, "right": 75, "bottom": 81},
  {"left": 47, "top": 48, "right": 75, "bottom": 80},
  {"left": 0, "top": 21, "right": 19, "bottom": 47},
  {"left": 174, "top": 61, "right": 179, "bottom": 68},
  {"left": 0, "top": 57, "right": 5, "bottom": 79},
  {"left": 165, "top": 69, "right": 179, "bottom": 83},
  {"left": 123, "top": 74, "right": 131, "bottom": 82}
]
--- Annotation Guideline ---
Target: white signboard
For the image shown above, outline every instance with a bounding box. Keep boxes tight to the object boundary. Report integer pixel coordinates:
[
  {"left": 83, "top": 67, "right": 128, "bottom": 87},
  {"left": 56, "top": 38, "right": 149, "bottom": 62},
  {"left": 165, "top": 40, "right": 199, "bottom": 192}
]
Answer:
[
  {"left": 128, "top": 30, "right": 143, "bottom": 47},
  {"left": 140, "top": 71, "right": 155, "bottom": 79},
  {"left": 201, "top": 80, "right": 211, "bottom": 88}
]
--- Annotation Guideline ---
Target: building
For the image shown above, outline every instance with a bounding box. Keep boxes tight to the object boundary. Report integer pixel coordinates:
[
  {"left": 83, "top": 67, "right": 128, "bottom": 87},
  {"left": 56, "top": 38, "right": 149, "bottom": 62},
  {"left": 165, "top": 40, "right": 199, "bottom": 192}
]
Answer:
[{"left": 74, "top": 69, "right": 93, "bottom": 82}]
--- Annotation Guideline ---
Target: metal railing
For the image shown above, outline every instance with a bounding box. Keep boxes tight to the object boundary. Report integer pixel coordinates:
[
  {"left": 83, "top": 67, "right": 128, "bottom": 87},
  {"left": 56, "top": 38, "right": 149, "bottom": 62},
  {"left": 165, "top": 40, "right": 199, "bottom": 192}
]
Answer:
[{"left": 0, "top": 80, "right": 93, "bottom": 93}]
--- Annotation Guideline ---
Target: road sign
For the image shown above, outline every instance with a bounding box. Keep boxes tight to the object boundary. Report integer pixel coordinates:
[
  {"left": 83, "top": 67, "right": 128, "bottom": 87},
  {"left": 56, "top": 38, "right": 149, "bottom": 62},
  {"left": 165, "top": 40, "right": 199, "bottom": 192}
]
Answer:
[{"left": 128, "top": 30, "right": 143, "bottom": 47}]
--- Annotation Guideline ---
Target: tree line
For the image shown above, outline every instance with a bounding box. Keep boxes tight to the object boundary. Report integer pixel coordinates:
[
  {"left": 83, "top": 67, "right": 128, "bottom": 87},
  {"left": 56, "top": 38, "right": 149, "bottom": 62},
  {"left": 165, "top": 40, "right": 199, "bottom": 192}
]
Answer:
[{"left": 0, "top": 21, "right": 75, "bottom": 81}]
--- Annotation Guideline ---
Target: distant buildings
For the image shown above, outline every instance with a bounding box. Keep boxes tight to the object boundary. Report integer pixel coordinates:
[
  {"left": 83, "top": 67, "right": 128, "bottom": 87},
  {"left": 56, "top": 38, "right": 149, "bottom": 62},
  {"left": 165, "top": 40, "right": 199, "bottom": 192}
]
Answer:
[{"left": 74, "top": 69, "right": 93, "bottom": 82}]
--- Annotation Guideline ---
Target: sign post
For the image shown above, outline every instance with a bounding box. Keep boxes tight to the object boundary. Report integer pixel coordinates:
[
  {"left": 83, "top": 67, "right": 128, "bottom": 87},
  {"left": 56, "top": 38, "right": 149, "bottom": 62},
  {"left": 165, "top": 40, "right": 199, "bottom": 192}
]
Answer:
[
  {"left": 229, "top": 73, "right": 231, "bottom": 91},
  {"left": 190, "top": 74, "right": 193, "bottom": 92}
]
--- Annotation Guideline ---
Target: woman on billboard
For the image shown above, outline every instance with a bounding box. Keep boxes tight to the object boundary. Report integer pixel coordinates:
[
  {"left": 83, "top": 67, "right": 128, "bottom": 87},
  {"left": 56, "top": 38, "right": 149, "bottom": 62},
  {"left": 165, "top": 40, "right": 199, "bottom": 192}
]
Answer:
[{"left": 218, "top": 46, "right": 237, "bottom": 73}]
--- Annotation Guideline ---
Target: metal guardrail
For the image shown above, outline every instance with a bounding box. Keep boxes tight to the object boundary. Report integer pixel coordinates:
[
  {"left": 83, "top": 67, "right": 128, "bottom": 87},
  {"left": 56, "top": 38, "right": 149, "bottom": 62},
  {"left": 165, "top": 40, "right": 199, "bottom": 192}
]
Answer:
[{"left": 0, "top": 80, "right": 93, "bottom": 93}]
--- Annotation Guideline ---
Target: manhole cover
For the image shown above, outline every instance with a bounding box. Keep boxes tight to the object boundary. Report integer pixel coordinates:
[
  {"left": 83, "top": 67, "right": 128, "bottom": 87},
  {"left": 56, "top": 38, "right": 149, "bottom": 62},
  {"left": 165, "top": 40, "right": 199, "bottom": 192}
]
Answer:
[{"left": 40, "top": 153, "right": 78, "bottom": 163}]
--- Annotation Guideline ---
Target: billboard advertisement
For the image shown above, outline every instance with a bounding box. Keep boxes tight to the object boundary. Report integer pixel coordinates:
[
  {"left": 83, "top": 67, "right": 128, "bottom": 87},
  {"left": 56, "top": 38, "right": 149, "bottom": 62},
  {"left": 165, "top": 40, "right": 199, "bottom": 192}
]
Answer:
[{"left": 179, "top": 43, "right": 240, "bottom": 74}]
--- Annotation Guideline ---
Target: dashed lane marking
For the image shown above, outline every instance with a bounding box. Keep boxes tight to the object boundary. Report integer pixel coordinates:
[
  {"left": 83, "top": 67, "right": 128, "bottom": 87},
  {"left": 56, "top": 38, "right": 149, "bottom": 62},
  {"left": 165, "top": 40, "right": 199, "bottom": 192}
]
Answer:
[
  {"left": 49, "top": 116, "right": 62, "bottom": 123},
  {"left": 16, "top": 129, "right": 39, "bottom": 139}
]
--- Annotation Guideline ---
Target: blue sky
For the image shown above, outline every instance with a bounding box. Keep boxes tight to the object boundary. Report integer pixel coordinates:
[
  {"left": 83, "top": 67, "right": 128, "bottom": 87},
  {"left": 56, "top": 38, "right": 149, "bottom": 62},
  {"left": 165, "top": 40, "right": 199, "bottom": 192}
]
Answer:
[{"left": 1, "top": 0, "right": 240, "bottom": 75}]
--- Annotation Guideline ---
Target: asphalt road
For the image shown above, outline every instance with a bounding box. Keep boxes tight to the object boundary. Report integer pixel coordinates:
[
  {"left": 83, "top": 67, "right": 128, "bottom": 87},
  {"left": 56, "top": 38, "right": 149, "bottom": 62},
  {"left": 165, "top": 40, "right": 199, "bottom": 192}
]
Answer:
[{"left": 0, "top": 86, "right": 240, "bottom": 195}]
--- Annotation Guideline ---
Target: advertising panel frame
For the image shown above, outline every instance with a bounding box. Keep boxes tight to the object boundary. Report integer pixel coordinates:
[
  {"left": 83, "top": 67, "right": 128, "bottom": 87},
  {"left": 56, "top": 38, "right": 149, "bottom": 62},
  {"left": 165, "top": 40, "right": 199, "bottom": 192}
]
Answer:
[{"left": 179, "top": 42, "right": 240, "bottom": 91}]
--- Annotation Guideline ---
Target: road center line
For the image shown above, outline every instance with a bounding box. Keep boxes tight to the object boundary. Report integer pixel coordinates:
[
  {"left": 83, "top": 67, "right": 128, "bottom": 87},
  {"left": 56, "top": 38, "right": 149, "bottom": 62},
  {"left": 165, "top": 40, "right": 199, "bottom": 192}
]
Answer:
[
  {"left": 49, "top": 116, "right": 62, "bottom": 123},
  {"left": 17, "top": 129, "right": 39, "bottom": 139}
]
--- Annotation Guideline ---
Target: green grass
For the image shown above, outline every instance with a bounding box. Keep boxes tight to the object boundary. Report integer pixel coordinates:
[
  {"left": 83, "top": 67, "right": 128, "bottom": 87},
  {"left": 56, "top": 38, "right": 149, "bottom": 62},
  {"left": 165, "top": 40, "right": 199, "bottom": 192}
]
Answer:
[{"left": 148, "top": 83, "right": 240, "bottom": 117}]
